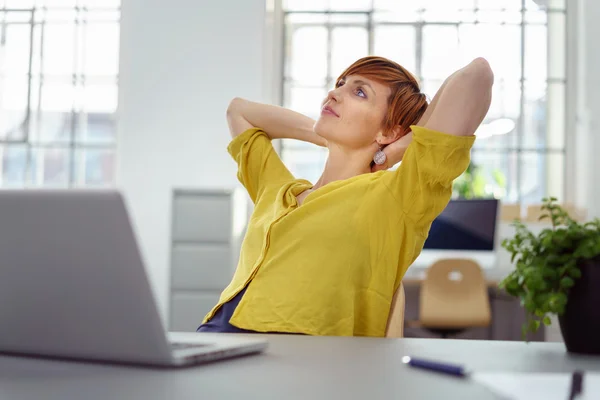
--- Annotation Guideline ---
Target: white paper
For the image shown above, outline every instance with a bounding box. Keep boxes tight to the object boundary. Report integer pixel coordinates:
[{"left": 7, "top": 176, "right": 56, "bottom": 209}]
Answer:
[{"left": 472, "top": 372, "right": 600, "bottom": 400}]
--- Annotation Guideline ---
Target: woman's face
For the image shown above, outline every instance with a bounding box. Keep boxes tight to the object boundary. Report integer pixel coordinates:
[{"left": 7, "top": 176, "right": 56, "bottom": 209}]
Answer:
[{"left": 314, "top": 74, "right": 392, "bottom": 150}]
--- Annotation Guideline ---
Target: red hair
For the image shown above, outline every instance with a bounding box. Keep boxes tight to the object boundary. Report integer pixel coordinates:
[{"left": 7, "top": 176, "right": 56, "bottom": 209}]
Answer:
[{"left": 337, "top": 56, "right": 428, "bottom": 136}]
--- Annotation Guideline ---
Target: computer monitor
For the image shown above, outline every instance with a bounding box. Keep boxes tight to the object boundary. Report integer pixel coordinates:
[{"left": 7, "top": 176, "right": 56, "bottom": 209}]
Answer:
[
  {"left": 409, "top": 198, "right": 500, "bottom": 271},
  {"left": 423, "top": 198, "right": 499, "bottom": 251}
]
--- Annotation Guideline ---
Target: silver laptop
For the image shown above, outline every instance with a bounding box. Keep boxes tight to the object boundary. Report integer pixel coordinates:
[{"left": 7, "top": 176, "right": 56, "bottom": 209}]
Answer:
[{"left": 0, "top": 189, "right": 267, "bottom": 367}]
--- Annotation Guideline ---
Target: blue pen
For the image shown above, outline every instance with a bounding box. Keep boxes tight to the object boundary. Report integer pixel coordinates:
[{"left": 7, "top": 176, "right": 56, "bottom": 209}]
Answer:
[{"left": 402, "top": 356, "right": 469, "bottom": 377}]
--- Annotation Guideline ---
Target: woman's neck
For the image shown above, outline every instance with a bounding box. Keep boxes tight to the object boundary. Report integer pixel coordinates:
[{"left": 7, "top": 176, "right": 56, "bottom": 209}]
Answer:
[{"left": 312, "top": 145, "right": 374, "bottom": 190}]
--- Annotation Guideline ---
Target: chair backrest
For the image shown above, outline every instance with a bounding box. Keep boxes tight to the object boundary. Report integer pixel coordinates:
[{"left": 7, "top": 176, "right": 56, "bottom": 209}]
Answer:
[
  {"left": 385, "top": 283, "right": 405, "bottom": 338},
  {"left": 419, "top": 259, "right": 491, "bottom": 329}
]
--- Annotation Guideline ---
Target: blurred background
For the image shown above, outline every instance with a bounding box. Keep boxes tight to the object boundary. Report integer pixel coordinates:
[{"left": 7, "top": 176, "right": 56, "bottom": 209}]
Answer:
[{"left": 0, "top": 0, "right": 597, "bottom": 340}]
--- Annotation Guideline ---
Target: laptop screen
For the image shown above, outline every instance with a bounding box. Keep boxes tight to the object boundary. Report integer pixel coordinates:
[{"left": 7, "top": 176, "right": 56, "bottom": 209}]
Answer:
[{"left": 423, "top": 198, "right": 499, "bottom": 251}]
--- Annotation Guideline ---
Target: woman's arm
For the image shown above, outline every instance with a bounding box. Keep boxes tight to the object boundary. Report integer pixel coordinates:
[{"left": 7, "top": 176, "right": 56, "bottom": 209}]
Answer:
[
  {"left": 417, "top": 57, "right": 493, "bottom": 135},
  {"left": 226, "top": 97, "right": 327, "bottom": 147},
  {"left": 373, "top": 58, "right": 493, "bottom": 171}
]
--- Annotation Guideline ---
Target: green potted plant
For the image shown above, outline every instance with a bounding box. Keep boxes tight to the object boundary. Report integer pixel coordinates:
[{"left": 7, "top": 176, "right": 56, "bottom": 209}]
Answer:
[{"left": 500, "top": 197, "right": 600, "bottom": 354}]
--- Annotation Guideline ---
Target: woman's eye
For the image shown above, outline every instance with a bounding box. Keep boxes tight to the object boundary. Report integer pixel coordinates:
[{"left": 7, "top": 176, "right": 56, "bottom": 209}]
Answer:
[
  {"left": 356, "top": 88, "right": 366, "bottom": 98},
  {"left": 336, "top": 80, "right": 345, "bottom": 88}
]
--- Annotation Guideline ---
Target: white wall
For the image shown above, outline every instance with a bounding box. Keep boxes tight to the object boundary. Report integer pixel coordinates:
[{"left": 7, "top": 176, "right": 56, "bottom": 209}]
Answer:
[
  {"left": 116, "top": 0, "right": 266, "bottom": 322},
  {"left": 580, "top": 0, "right": 600, "bottom": 219}
]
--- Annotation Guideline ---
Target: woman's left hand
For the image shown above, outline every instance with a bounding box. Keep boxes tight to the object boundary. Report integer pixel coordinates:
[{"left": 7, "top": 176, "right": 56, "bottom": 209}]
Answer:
[{"left": 371, "top": 132, "right": 413, "bottom": 172}]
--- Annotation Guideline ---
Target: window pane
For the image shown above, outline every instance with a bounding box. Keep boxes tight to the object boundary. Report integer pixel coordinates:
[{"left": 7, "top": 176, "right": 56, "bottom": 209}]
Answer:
[
  {"left": 41, "top": 80, "right": 74, "bottom": 112},
  {"left": 43, "top": 0, "right": 77, "bottom": 6},
  {"left": 422, "top": 9, "right": 476, "bottom": 23},
  {"left": 477, "top": 0, "right": 521, "bottom": 10},
  {"left": 331, "top": 27, "right": 368, "bottom": 78},
  {"left": 3, "top": 24, "right": 32, "bottom": 76},
  {"left": 548, "top": 11, "right": 566, "bottom": 80},
  {"left": 84, "top": 24, "right": 120, "bottom": 76},
  {"left": 281, "top": 148, "right": 327, "bottom": 183},
  {"left": 422, "top": 0, "right": 477, "bottom": 22},
  {"left": 0, "top": 77, "right": 30, "bottom": 141},
  {"left": 421, "top": 79, "right": 444, "bottom": 100},
  {"left": 524, "top": 24, "right": 547, "bottom": 81},
  {"left": 1, "top": 11, "right": 33, "bottom": 23},
  {"left": 373, "top": 0, "right": 422, "bottom": 21},
  {"left": 0, "top": 145, "right": 29, "bottom": 187},
  {"left": 458, "top": 24, "right": 521, "bottom": 81},
  {"left": 473, "top": 117, "right": 516, "bottom": 150},
  {"left": 82, "top": 83, "right": 117, "bottom": 113},
  {"left": 31, "top": 111, "right": 73, "bottom": 144},
  {"left": 32, "top": 147, "right": 71, "bottom": 187},
  {"left": 284, "top": 0, "right": 328, "bottom": 11},
  {"left": 75, "top": 112, "right": 116, "bottom": 144},
  {"left": 374, "top": 0, "right": 421, "bottom": 11},
  {"left": 329, "top": 0, "right": 372, "bottom": 11},
  {"left": 475, "top": 10, "right": 522, "bottom": 24},
  {"left": 522, "top": 80, "right": 547, "bottom": 149},
  {"left": 519, "top": 152, "right": 543, "bottom": 204},
  {"left": 285, "top": 84, "right": 326, "bottom": 119},
  {"left": 488, "top": 80, "right": 521, "bottom": 120},
  {"left": 76, "top": 148, "right": 115, "bottom": 185},
  {"left": 84, "top": 10, "right": 121, "bottom": 22},
  {"left": 287, "top": 26, "right": 328, "bottom": 84},
  {"left": 5, "top": 0, "right": 35, "bottom": 7},
  {"left": 520, "top": 152, "right": 564, "bottom": 204},
  {"left": 460, "top": 151, "right": 515, "bottom": 200},
  {"left": 43, "top": 24, "right": 76, "bottom": 76},
  {"left": 80, "top": 0, "right": 121, "bottom": 8},
  {"left": 422, "top": 25, "right": 459, "bottom": 79},
  {"left": 373, "top": 26, "right": 417, "bottom": 73}
]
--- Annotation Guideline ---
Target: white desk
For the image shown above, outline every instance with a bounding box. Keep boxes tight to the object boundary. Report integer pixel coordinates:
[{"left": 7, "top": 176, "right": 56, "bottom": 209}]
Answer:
[
  {"left": 403, "top": 266, "right": 513, "bottom": 287},
  {"left": 0, "top": 334, "right": 599, "bottom": 399}
]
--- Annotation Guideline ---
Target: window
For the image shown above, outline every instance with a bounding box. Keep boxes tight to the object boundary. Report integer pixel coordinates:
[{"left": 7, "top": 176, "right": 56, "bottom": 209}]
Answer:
[
  {"left": 281, "top": 0, "right": 566, "bottom": 203},
  {"left": 0, "top": 0, "right": 120, "bottom": 187}
]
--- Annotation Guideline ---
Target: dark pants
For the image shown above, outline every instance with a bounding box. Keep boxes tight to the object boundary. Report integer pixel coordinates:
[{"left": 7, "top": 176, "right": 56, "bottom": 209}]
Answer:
[{"left": 197, "top": 286, "right": 258, "bottom": 333}]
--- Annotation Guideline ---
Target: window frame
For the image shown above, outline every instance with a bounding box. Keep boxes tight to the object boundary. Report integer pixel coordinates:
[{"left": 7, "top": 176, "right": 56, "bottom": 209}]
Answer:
[{"left": 274, "top": 0, "right": 572, "bottom": 204}]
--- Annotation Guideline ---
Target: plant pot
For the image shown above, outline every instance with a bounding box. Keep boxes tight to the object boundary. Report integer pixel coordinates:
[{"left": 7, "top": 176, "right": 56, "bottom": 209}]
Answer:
[{"left": 558, "top": 255, "right": 600, "bottom": 355}]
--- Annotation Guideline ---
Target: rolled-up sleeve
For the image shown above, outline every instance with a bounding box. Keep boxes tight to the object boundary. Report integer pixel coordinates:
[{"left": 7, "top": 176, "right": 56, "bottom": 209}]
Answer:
[
  {"left": 382, "top": 125, "right": 475, "bottom": 233},
  {"left": 228, "top": 128, "right": 294, "bottom": 203}
]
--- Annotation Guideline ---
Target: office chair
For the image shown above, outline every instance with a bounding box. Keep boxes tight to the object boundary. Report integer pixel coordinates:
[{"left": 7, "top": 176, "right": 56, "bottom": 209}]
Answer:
[
  {"left": 385, "top": 282, "right": 405, "bottom": 338},
  {"left": 410, "top": 259, "right": 491, "bottom": 339}
]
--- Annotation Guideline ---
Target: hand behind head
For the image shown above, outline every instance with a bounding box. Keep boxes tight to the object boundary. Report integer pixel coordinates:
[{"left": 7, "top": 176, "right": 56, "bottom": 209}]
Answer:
[{"left": 371, "top": 132, "right": 413, "bottom": 172}]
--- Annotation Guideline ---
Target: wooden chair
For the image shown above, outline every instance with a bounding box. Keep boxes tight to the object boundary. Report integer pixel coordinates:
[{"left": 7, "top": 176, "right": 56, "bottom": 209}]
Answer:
[
  {"left": 526, "top": 203, "right": 586, "bottom": 222},
  {"left": 500, "top": 203, "right": 521, "bottom": 222},
  {"left": 385, "top": 282, "right": 405, "bottom": 338},
  {"left": 409, "top": 259, "right": 491, "bottom": 338}
]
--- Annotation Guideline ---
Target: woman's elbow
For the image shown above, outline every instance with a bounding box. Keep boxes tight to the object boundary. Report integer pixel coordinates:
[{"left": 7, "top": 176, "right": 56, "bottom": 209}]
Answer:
[
  {"left": 226, "top": 97, "right": 246, "bottom": 118},
  {"left": 465, "top": 57, "right": 494, "bottom": 88},
  {"left": 226, "top": 97, "right": 253, "bottom": 138}
]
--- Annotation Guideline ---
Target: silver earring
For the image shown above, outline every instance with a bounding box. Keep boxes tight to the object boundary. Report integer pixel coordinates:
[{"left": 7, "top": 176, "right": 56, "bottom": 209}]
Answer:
[{"left": 373, "top": 147, "right": 387, "bottom": 165}]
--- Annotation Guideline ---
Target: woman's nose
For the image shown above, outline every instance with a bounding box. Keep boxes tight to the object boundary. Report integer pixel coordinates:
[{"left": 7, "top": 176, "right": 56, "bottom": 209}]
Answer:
[{"left": 327, "top": 88, "right": 340, "bottom": 103}]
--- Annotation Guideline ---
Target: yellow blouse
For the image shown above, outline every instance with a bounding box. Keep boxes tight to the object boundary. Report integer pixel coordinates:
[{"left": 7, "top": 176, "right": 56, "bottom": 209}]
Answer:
[{"left": 202, "top": 125, "right": 475, "bottom": 336}]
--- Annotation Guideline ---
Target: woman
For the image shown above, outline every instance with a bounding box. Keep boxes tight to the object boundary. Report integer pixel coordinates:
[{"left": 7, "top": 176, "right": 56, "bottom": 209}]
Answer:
[{"left": 197, "top": 56, "right": 493, "bottom": 337}]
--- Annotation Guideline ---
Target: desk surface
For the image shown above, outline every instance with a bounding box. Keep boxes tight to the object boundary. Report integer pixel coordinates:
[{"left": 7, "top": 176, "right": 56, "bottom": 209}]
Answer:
[{"left": 1, "top": 334, "right": 599, "bottom": 400}]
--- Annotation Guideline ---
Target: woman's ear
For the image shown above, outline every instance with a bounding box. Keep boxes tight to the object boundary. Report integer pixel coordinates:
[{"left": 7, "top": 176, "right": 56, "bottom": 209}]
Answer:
[{"left": 378, "top": 125, "right": 408, "bottom": 145}]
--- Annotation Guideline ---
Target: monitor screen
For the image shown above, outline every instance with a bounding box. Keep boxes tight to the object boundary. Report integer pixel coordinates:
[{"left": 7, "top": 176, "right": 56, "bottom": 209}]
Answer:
[{"left": 423, "top": 198, "right": 499, "bottom": 251}]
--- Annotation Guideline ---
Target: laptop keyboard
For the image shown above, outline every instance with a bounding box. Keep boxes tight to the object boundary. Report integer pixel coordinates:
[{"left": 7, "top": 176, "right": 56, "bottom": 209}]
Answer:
[{"left": 170, "top": 342, "right": 207, "bottom": 350}]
